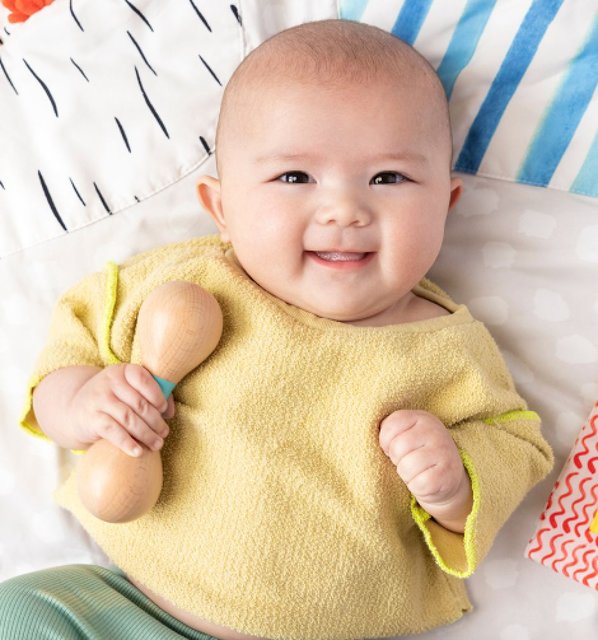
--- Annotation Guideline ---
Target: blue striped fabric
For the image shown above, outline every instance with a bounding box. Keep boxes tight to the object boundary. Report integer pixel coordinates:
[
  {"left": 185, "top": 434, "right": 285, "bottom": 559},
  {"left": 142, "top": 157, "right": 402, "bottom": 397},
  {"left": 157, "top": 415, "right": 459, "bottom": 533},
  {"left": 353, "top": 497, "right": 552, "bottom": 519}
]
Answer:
[
  {"left": 572, "top": 131, "right": 598, "bottom": 198},
  {"left": 455, "top": 0, "right": 564, "bottom": 175},
  {"left": 517, "top": 14, "right": 598, "bottom": 191},
  {"left": 391, "top": 0, "right": 433, "bottom": 45},
  {"left": 339, "top": 0, "right": 598, "bottom": 199},
  {"left": 436, "top": 0, "right": 497, "bottom": 100},
  {"left": 341, "top": 0, "right": 369, "bottom": 22}
]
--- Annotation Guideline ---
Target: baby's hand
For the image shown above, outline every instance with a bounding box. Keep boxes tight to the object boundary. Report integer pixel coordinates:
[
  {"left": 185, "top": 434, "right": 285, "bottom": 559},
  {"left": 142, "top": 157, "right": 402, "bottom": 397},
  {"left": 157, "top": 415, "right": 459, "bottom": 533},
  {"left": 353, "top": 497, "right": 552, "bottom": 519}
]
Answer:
[
  {"left": 379, "top": 409, "right": 472, "bottom": 533},
  {"left": 70, "top": 364, "right": 174, "bottom": 457}
]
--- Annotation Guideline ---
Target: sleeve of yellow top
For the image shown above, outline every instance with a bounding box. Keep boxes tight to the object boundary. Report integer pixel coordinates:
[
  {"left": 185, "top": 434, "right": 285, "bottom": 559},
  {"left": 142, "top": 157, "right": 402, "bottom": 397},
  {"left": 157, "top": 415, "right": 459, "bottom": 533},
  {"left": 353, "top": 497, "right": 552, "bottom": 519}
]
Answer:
[
  {"left": 410, "top": 449, "right": 479, "bottom": 578},
  {"left": 411, "top": 411, "right": 553, "bottom": 578},
  {"left": 19, "top": 263, "right": 122, "bottom": 439}
]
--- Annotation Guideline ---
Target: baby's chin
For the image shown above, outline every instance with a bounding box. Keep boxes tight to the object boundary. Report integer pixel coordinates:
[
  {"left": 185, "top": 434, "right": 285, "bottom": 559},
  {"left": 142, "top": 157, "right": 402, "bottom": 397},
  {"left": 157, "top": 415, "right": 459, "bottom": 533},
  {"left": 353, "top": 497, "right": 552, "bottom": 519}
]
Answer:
[{"left": 246, "top": 272, "right": 386, "bottom": 325}]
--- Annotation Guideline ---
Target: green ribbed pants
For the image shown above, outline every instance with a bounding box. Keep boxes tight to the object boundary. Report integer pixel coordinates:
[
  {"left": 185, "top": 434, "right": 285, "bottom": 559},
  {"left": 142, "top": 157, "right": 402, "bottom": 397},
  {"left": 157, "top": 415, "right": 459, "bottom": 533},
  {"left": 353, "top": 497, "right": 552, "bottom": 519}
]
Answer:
[{"left": 0, "top": 565, "right": 218, "bottom": 640}]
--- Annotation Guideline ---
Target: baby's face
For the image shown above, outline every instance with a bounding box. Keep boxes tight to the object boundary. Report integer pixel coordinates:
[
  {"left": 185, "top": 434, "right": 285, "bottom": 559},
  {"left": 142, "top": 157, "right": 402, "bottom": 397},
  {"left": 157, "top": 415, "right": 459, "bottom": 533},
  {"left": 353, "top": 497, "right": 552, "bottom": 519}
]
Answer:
[{"left": 200, "top": 76, "right": 461, "bottom": 325}]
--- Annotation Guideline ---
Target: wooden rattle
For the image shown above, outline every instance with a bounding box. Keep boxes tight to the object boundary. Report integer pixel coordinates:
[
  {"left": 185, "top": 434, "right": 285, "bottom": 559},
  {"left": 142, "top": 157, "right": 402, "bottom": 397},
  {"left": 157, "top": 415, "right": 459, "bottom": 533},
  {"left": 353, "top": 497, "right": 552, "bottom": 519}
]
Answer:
[{"left": 77, "top": 280, "right": 223, "bottom": 523}]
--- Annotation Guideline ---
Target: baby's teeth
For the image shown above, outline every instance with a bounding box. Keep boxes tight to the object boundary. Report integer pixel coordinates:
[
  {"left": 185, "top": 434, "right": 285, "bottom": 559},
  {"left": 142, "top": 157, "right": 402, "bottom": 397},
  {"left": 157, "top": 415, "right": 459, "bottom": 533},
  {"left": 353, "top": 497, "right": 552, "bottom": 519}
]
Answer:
[{"left": 316, "top": 252, "right": 365, "bottom": 262}]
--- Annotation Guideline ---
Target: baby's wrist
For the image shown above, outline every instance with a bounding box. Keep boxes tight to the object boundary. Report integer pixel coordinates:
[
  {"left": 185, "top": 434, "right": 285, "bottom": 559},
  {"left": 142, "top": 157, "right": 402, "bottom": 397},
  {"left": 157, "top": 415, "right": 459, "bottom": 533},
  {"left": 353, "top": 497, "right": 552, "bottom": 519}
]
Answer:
[
  {"left": 64, "top": 368, "right": 103, "bottom": 447},
  {"left": 416, "top": 472, "right": 473, "bottom": 534}
]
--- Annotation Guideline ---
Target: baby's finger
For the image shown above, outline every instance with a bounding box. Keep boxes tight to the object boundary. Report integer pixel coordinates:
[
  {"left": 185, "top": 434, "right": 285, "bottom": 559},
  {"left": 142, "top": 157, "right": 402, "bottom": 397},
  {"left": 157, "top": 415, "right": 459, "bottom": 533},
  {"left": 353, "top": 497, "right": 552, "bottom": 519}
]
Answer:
[
  {"left": 122, "top": 364, "right": 170, "bottom": 414},
  {"left": 112, "top": 382, "right": 170, "bottom": 441},
  {"left": 105, "top": 398, "right": 166, "bottom": 452},
  {"left": 163, "top": 395, "right": 176, "bottom": 420},
  {"left": 396, "top": 447, "right": 461, "bottom": 505},
  {"left": 93, "top": 412, "right": 145, "bottom": 458},
  {"left": 395, "top": 446, "right": 439, "bottom": 488},
  {"left": 385, "top": 429, "right": 425, "bottom": 467},
  {"left": 378, "top": 411, "right": 418, "bottom": 455}
]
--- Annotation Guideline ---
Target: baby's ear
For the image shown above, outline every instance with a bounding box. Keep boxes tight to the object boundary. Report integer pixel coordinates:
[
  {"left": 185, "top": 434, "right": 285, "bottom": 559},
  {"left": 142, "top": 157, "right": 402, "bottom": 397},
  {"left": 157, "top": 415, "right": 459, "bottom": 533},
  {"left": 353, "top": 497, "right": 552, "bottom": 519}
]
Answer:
[
  {"left": 448, "top": 177, "right": 463, "bottom": 210},
  {"left": 197, "top": 176, "right": 229, "bottom": 240}
]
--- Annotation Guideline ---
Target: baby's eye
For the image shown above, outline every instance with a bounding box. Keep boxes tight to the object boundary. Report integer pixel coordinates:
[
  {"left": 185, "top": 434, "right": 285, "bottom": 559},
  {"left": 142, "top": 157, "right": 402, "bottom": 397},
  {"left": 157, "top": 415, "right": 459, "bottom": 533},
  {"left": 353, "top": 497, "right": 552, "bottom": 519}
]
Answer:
[
  {"left": 370, "top": 172, "right": 407, "bottom": 185},
  {"left": 277, "top": 171, "right": 313, "bottom": 184}
]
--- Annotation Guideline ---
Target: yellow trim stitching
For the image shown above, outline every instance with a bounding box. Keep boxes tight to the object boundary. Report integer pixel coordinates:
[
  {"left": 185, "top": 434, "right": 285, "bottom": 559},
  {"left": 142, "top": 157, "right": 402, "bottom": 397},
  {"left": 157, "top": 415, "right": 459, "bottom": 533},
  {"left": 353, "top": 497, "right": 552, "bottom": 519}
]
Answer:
[
  {"left": 101, "top": 261, "right": 123, "bottom": 366},
  {"left": 19, "top": 373, "right": 51, "bottom": 439},
  {"left": 19, "top": 261, "right": 123, "bottom": 441},
  {"left": 482, "top": 410, "right": 540, "bottom": 425},
  {"left": 410, "top": 449, "right": 480, "bottom": 579}
]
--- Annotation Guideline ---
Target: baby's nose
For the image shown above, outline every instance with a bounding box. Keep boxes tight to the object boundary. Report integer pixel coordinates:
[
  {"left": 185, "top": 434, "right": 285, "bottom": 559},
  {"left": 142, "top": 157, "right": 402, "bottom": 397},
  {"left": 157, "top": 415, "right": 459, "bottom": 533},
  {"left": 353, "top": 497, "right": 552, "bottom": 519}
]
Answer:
[{"left": 315, "top": 194, "right": 372, "bottom": 227}]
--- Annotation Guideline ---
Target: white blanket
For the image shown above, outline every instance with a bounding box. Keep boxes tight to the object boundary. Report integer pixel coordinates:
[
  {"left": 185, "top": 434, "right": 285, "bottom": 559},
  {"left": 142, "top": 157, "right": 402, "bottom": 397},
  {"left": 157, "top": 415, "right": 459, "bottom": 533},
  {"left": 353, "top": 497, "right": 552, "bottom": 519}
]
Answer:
[{"left": 1, "top": 1, "right": 597, "bottom": 637}]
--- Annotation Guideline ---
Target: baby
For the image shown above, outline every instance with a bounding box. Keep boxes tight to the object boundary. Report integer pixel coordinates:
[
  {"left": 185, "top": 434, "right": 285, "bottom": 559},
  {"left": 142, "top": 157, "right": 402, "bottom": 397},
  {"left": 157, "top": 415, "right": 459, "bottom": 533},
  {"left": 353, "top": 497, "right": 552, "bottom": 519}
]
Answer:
[{"left": 0, "top": 19, "right": 552, "bottom": 640}]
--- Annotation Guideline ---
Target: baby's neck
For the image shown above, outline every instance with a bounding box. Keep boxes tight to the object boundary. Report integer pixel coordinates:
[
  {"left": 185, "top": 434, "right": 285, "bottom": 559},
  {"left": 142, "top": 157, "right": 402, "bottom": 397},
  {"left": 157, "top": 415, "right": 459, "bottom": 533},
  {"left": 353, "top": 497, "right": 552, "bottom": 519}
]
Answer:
[{"left": 348, "top": 291, "right": 450, "bottom": 327}]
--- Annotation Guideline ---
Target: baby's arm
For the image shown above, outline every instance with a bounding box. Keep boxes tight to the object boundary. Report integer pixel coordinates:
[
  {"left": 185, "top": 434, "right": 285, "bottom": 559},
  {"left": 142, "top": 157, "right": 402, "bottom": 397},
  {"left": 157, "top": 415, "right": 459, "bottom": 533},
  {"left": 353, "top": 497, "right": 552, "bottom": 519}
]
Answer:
[
  {"left": 379, "top": 410, "right": 472, "bottom": 533},
  {"left": 33, "top": 364, "right": 173, "bottom": 457}
]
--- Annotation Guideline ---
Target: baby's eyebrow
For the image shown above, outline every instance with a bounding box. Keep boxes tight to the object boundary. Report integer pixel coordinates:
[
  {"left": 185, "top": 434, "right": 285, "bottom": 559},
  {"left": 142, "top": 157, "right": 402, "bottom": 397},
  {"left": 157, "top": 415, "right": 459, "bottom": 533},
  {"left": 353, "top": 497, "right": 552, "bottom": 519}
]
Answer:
[
  {"left": 255, "top": 152, "right": 312, "bottom": 164},
  {"left": 255, "top": 151, "right": 429, "bottom": 166},
  {"left": 369, "top": 151, "right": 429, "bottom": 166}
]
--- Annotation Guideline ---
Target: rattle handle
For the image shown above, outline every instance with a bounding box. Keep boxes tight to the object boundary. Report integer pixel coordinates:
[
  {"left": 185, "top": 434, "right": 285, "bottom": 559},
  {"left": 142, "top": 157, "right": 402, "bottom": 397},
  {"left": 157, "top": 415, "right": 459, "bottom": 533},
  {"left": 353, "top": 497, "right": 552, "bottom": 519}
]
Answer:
[{"left": 78, "top": 281, "right": 223, "bottom": 523}]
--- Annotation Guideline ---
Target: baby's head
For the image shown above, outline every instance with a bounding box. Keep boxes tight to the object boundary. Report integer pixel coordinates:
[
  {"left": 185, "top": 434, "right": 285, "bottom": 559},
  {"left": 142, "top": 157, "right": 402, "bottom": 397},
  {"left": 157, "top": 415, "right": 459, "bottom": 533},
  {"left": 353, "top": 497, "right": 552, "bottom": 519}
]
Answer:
[{"left": 198, "top": 19, "right": 462, "bottom": 326}]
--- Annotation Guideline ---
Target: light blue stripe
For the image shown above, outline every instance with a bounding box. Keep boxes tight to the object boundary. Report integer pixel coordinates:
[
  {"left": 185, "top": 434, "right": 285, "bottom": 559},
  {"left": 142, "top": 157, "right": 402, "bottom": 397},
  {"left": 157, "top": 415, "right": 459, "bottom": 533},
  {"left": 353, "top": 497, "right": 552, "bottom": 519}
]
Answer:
[
  {"left": 518, "top": 15, "right": 598, "bottom": 188},
  {"left": 572, "top": 130, "right": 598, "bottom": 198},
  {"left": 340, "top": 0, "right": 369, "bottom": 21},
  {"left": 436, "top": 0, "right": 497, "bottom": 99},
  {"left": 391, "top": 0, "right": 433, "bottom": 45},
  {"left": 153, "top": 375, "right": 176, "bottom": 399},
  {"left": 455, "top": 0, "right": 564, "bottom": 174}
]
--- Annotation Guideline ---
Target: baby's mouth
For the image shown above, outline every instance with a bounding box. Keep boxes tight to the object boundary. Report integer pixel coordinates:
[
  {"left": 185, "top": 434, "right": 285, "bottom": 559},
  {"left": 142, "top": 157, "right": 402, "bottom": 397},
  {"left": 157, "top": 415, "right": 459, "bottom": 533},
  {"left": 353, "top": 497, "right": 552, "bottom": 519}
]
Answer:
[
  {"left": 306, "top": 250, "right": 374, "bottom": 269},
  {"left": 314, "top": 251, "right": 368, "bottom": 262}
]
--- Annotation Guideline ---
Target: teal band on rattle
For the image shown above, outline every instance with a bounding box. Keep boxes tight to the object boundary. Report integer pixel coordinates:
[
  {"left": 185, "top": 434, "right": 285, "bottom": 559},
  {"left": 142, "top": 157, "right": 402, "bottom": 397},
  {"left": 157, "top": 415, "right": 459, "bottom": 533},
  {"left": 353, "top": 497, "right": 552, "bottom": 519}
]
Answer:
[{"left": 153, "top": 375, "right": 176, "bottom": 399}]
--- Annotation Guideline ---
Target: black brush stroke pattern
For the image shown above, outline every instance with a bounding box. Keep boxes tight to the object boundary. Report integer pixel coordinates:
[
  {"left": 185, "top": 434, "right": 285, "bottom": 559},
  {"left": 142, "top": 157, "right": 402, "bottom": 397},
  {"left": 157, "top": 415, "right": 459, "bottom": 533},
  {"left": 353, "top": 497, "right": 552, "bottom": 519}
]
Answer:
[
  {"left": 69, "top": 177, "right": 86, "bottom": 205},
  {"left": 94, "top": 182, "right": 112, "bottom": 213},
  {"left": 70, "top": 57, "right": 89, "bottom": 82},
  {"left": 115, "top": 116, "right": 132, "bottom": 152},
  {"left": 127, "top": 30, "right": 157, "bottom": 76},
  {"left": 123, "top": 0, "right": 153, "bottom": 32},
  {"left": 23, "top": 59, "right": 58, "bottom": 117},
  {"left": 69, "top": 0, "right": 84, "bottom": 32},
  {"left": 0, "top": 56, "right": 18, "bottom": 95},
  {"left": 230, "top": 5, "right": 242, "bottom": 25},
  {"left": 198, "top": 55, "right": 221, "bottom": 86},
  {"left": 188, "top": 0, "right": 212, "bottom": 32},
  {"left": 199, "top": 136, "right": 211, "bottom": 155},
  {"left": 38, "top": 171, "right": 67, "bottom": 231},
  {"left": 134, "top": 66, "right": 169, "bottom": 138},
  {"left": 0, "top": 180, "right": 5, "bottom": 190}
]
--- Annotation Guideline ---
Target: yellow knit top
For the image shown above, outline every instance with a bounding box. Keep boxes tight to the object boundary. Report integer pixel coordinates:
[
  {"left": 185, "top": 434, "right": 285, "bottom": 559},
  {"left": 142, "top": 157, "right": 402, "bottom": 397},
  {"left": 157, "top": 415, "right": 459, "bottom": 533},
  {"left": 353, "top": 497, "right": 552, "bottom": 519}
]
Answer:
[{"left": 21, "top": 236, "right": 553, "bottom": 640}]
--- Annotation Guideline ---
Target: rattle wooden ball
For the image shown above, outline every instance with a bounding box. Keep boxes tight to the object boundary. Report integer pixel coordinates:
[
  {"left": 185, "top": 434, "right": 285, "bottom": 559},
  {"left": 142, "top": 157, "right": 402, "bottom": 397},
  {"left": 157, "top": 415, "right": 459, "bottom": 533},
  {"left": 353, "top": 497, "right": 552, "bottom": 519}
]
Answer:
[{"left": 77, "top": 281, "right": 223, "bottom": 523}]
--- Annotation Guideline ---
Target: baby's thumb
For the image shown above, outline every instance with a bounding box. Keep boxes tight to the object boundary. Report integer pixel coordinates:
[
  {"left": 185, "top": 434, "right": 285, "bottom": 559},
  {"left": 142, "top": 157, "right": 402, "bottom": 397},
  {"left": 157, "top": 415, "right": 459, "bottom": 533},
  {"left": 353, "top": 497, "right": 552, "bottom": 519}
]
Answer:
[{"left": 163, "top": 395, "right": 176, "bottom": 419}]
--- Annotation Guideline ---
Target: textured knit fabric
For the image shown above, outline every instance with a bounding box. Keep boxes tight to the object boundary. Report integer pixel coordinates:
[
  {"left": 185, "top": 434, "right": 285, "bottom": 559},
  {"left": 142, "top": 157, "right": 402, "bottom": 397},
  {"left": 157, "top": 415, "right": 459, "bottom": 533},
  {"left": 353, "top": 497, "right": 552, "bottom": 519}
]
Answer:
[
  {"left": 20, "top": 235, "right": 553, "bottom": 640},
  {"left": 0, "top": 565, "right": 216, "bottom": 640}
]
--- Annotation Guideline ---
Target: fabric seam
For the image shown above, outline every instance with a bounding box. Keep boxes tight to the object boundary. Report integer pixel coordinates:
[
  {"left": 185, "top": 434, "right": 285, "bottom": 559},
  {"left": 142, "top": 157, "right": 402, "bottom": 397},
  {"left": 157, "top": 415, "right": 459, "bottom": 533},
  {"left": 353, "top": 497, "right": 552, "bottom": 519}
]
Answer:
[
  {"left": 101, "top": 261, "right": 123, "bottom": 366},
  {"left": 482, "top": 409, "right": 540, "bottom": 425}
]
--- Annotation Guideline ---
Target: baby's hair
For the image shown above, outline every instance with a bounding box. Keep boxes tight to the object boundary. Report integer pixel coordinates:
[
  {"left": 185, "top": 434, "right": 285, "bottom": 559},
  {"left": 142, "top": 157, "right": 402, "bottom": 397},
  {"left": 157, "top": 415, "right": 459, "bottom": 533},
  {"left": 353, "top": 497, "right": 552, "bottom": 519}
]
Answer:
[{"left": 215, "top": 19, "right": 452, "bottom": 170}]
